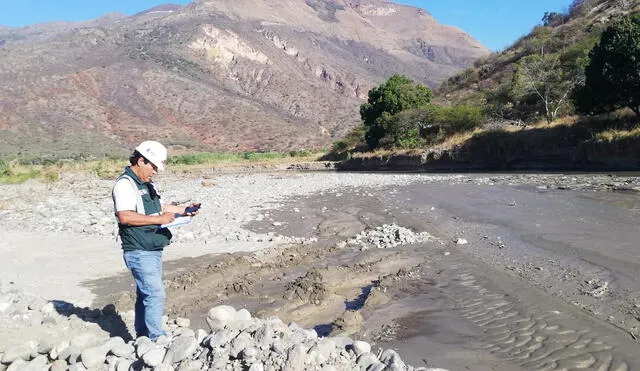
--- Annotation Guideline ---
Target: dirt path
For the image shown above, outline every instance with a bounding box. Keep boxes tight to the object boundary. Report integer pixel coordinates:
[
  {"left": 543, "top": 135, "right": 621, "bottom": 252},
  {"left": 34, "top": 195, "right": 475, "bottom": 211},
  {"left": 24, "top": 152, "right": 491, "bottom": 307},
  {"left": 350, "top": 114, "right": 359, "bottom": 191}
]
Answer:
[{"left": 90, "top": 179, "right": 640, "bottom": 370}]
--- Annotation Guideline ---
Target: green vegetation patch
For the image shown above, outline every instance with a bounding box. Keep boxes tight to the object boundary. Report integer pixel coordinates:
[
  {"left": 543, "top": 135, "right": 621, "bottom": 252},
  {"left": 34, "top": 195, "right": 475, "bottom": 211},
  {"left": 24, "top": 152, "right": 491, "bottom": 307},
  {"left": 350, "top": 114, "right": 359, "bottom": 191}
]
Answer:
[
  {"left": 0, "top": 159, "right": 40, "bottom": 184},
  {"left": 167, "top": 150, "right": 321, "bottom": 166},
  {"left": 327, "top": 75, "right": 486, "bottom": 159}
]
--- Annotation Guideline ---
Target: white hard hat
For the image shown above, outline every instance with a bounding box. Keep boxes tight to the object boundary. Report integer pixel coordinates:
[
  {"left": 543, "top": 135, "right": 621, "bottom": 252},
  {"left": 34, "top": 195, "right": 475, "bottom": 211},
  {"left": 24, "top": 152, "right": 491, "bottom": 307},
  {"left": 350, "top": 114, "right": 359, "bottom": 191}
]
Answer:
[{"left": 135, "top": 140, "right": 167, "bottom": 171}]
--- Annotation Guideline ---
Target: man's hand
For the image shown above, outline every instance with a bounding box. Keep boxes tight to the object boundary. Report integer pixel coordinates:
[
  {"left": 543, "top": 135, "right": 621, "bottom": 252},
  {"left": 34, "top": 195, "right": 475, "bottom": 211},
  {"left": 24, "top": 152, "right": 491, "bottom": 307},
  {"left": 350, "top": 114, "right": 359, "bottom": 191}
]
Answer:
[
  {"left": 183, "top": 203, "right": 201, "bottom": 216},
  {"left": 163, "top": 202, "right": 199, "bottom": 216},
  {"left": 158, "top": 212, "right": 176, "bottom": 225}
]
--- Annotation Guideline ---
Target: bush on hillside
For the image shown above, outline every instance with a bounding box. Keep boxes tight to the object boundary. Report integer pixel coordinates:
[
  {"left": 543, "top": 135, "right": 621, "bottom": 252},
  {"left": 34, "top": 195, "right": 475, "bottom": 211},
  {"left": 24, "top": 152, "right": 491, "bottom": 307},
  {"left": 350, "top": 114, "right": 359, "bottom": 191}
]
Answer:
[
  {"left": 434, "top": 105, "right": 485, "bottom": 134},
  {"left": 575, "top": 14, "right": 640, "bottom": 116},
  {"left": 360, "top": 74, "right": 433, "bottom": 148},
  {"left": 325, "top": 125, "right": 367, "bottom": 160},
  {"left": 379, "top": 108, "right": 433, "bottom": 149},
  {"left": 375, "top": 105, "right": 484, "bottom": 149},
  {"left": 543, "top": 12, "right": 567, "bottom": 27},
  {"left": 0, "top": 159, "right": 12, "bottom": 177}
]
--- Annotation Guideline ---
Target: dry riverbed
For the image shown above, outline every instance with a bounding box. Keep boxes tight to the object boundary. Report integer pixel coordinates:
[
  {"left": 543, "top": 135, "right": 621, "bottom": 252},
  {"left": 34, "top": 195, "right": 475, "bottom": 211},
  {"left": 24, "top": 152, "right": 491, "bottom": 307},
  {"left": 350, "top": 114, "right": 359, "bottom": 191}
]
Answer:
[{"left": 2, "top": 170, "right": 640, "bottom": 370}]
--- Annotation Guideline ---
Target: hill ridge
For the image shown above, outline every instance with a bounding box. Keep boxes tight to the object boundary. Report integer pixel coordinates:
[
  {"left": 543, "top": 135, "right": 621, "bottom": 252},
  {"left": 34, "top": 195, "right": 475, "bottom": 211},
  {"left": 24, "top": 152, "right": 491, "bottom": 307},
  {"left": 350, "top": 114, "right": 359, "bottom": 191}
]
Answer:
[{"left": 0, "top": 0, "right": 488, "bottom": 160}]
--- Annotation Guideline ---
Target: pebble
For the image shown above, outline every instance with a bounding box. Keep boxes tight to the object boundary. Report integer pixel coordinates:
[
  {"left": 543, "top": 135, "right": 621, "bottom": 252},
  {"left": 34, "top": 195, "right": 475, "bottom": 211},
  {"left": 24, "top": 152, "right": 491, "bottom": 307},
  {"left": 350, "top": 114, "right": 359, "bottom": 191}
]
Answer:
[
  {"left": 49, "top": 341, "right": 71, "bottom": 361},
  {"left": 110, "top": 343, "right": 134, "bottom": 358},
  {"left": 49, "top": 360, "right": 67, "bottom": 371},
  {"left": 206, "top": 305, "right": 237, "bottom": 331},
  {"left": 81, "top": 344, "right": 109, "bottom": 368},
  {"left": 6, "top": 359, "right": 26, "bottom": 371},
  {"left": 2, "top": 341, "right": 38, "bottom": 364},
  {"left": 135, "top": 337, "right": 155, "bottom": 357},
  {"left": 345, "top": 224, "right": 435, "bottom": 250},
  {"left": 22, "top": 355, "right": 47, "bottom": 371},
  {"left": 175, "top": 317, "right": 190, "bottom": 328},
  {"left": 142, "top": 346, "right": 166, "bottom": 367},
  {"left": 115, "top": 358, "right": 133, "bottom": 371},
  {"left": 166, "top": 335, "right": 198, "bottom": 363},
  {"left": 351, "top": 341, "right": 371, "bottom": 356}
]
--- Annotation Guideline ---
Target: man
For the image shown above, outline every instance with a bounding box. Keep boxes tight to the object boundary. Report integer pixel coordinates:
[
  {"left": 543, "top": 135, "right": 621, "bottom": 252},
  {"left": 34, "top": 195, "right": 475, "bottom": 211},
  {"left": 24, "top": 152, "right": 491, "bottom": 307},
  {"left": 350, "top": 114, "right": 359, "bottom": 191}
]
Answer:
[{"left": 112, "top": 140, "right": 195, "bottom": 341}]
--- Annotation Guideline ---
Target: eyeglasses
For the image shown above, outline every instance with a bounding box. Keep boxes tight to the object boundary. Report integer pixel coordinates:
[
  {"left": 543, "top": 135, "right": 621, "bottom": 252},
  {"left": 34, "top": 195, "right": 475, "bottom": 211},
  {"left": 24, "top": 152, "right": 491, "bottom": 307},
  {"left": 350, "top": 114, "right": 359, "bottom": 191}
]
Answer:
[{"left": 143, "top": 158, "right": 158, "bottom": 171}]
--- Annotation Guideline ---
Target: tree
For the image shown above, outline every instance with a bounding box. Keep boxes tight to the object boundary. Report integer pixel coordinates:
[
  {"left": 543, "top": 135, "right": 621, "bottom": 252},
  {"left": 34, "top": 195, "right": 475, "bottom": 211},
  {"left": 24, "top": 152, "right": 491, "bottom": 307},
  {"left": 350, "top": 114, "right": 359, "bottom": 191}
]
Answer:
[
  {"left": 514, "top": 53, "right": 585, "bottom": 124},
  {"left": 542, "top": 12, "right": 565, "bottom": 27},
  {"left": 373, "top": 105, "right": 485, "bottom": 149},
  {"left": 379, "top": 108, "right": 433, "bottom": 148},
  {"left": 360, "top": 75, "right": 433, "bottom": 148},
  {"left": 574, "top": 15, "right": 640, "bottom": 116},
  {"left": 528, "top": 26, "right": 554, "bottom": 55},
  {"left": 568, "top": 0, "right": 599, "bottom": 17}
]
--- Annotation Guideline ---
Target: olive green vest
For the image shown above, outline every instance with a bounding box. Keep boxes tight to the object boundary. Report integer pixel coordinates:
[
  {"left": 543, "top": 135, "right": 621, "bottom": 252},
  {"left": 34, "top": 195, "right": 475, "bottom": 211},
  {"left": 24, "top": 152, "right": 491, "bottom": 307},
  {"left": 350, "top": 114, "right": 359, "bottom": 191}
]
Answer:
[{"left": 116, "top": 167, "right": 172, "bottom": 251}]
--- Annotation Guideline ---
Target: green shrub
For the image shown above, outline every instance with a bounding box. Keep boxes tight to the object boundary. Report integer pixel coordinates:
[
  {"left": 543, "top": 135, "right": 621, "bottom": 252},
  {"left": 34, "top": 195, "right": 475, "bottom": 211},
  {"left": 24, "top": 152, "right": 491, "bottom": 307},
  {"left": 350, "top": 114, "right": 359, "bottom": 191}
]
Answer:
[
  {"left": 380, "top": 108, "right": 433, "bottom": 148},
  {"left": 434, "top": 105, "right": 485, "bottom": 134},
  {"left": 0, "top": 159, "right": 12, "bottom": 177},
  {"left": 331, "top": 141, "right": 349, "bottom": 152},
  {"left": 42, "top": 169, "right": 61, "bottom": 183},
  {"left": 542, "top": 12, "right": 566, "bottom": 27},
  {"left": 329, "top": 126, "right": 365, "bottom": 152},
  {"left": 288, "top": 150, "right": 313, "bottom": 157},
  {"left": 168, "top": 152, "right": 240, "bottom": 165},
  {"left": 360, "top": 75, "right": 433, "bottom": 148},
  {"left": 91, "top": 160, "right": 120, "bottom": 179},
  {"left": 172, "top": 154, "right": 203, "bottom": 165},
  {"left": 324, "top": 125, "right": 366, "bottom": 160},
  {"left": 242, "top": 152, "right": 282, "bottom": 161},
  {"left": 168, "top": 151, "right": 323, "bottom": 165},
  {"left": 575, "top": 14, "right": 640, "bottom": 116},
  {"left": 0, "top": 170, "right": 40, "bottom": 184},
  {"left": 395, "top": 129, "right": 424, "bottom": 149}
]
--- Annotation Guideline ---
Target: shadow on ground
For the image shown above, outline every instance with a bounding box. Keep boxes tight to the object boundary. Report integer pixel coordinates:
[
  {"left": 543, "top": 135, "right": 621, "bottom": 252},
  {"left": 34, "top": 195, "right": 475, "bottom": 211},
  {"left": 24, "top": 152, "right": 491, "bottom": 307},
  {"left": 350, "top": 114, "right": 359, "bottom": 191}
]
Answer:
[{"left": 53, "top": 300, "right": 132, "bottom": 341}]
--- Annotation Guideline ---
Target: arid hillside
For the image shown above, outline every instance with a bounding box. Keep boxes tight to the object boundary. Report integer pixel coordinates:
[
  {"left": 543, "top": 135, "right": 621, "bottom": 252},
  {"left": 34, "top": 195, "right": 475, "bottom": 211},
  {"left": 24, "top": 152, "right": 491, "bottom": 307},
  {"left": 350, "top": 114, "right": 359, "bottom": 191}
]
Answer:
[{"left": 0, "top": 0, "right": 488, "bottom": 159}]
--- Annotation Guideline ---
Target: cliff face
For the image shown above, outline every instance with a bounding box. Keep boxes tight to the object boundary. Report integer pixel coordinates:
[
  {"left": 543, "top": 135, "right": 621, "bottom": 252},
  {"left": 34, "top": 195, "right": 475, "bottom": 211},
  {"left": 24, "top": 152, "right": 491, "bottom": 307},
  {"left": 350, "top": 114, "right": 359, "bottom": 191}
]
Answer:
[{"left": 0, "top": 0, "right": 489, "bottom": 158}]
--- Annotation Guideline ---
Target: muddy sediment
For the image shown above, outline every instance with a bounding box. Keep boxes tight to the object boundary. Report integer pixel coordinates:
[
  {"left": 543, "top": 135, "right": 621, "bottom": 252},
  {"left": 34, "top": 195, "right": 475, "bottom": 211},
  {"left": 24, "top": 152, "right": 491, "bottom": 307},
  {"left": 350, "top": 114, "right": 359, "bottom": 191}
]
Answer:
[
  {"left": 92, "top": 176, "right": 640, "bottom": 369},
  {"left": 4, "top": 171, "right": 640, "bottom": 370}
]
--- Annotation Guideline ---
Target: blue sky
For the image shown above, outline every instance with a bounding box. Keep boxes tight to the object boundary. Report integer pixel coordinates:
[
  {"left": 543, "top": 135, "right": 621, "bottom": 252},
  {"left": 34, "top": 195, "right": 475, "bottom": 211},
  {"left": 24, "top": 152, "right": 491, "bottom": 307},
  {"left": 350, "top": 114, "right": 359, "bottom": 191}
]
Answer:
[{"left": 1, "top": 0, "right": 569, "bottom": 51}]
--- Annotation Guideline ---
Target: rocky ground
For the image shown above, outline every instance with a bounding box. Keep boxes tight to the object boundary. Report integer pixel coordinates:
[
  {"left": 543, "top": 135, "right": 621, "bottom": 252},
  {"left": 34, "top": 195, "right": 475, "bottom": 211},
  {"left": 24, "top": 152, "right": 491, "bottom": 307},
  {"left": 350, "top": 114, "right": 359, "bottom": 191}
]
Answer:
[{"left": 2, "top": 169, "right": 640, "bottom": 370}]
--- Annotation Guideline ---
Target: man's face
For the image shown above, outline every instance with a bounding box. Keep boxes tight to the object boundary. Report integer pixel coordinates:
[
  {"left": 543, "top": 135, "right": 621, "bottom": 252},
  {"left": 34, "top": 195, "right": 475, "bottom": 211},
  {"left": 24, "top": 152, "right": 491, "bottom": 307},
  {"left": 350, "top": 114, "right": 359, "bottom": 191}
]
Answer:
[{"left": 137, "top": 157, "right": 158, "bottom": 182}]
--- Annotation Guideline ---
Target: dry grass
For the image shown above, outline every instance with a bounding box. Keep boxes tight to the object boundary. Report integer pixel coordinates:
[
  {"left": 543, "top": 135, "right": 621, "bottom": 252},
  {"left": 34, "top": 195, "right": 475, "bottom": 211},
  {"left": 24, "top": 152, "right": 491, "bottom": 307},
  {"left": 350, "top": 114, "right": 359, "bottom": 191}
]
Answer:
[
  {"left": 349, "top": 149, "right": 413, "bottom": 159},
  {"left": 431, "top": 128, "right": 484, "bottom": 151},
  {"left": 330, "top": 110, "right": 640, "bottom": 165},
  {"left": 547, "top": 115, "right": 581, "bottom": 127},
  {"left": 0, "top": 151, "right": 329, "bottom": 184},
  {"left": 168, "top": 152, "right": 326, "bottom": 172},
  {"left": 594, "top": 127, "right": 640, "bottom": 142}
]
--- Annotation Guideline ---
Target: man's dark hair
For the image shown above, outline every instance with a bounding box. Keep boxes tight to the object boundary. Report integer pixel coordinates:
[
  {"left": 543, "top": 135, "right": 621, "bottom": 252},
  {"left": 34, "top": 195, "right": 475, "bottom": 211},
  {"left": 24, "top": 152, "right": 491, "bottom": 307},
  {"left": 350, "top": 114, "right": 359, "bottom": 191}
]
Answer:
[{"left": 129, "top": 150, "right": 145, "bottom": 166}]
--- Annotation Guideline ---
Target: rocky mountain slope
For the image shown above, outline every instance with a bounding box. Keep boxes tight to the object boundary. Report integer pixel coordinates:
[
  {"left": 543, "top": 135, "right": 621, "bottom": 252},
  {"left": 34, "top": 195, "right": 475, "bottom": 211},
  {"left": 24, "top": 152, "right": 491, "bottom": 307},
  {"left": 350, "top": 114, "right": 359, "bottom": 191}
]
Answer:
[
  {"left": 0, "top": 0, "right": 488, "bottom": 159},
  {"left": 437, "top": 0, "right": 639, "bottom": 114}
]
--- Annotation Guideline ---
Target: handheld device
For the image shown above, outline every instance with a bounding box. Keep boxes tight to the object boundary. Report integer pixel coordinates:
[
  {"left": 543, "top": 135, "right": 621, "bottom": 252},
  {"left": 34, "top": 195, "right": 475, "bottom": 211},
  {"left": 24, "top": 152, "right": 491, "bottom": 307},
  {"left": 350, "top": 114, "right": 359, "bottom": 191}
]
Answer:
[
  {"left": 184, "top": 203, "right": 201, "bottom": 214},
  {"left": 173, "top": 203, "right": 201, "bottom": 218}
]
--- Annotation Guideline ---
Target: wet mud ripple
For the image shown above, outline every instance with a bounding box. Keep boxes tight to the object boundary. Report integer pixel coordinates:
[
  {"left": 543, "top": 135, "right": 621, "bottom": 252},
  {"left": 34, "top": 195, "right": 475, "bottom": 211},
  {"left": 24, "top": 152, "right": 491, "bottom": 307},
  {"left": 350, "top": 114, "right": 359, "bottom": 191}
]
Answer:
[{"left": 452, "top": 271, "right": 630, "bottom": 370}]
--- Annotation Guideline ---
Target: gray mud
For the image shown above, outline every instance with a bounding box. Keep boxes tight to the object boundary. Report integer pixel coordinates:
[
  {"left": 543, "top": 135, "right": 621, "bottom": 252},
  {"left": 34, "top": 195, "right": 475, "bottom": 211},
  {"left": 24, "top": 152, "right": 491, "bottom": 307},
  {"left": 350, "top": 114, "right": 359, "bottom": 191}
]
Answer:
[{"left": 90, "top": 174, "right": 640, "bottom": 370}]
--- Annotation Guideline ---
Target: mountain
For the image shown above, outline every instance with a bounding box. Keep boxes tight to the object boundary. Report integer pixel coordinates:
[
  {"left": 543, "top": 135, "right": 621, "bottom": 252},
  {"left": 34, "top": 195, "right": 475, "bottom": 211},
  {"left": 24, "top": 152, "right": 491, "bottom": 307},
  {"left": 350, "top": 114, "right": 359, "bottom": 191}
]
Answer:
[
  {"left": 0, "top": 0, "right": 488, "bottom": 160},
  {"left": 134, "top": 4, "right": 184, "bottom": 16}
]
